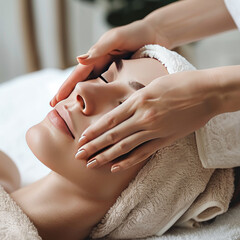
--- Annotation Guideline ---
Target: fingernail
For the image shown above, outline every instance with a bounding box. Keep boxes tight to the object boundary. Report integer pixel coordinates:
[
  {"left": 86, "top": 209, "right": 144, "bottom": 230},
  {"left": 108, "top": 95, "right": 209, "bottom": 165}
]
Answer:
[
  {"left": 75, "top": 149, "right": 87, "bottom": 159},
  {"left": 50, "top": 100, "right": 53, "bottom": 107},
  {"left": 77, "top": 53, "right": 90, "bottom": 59},
  {"left": 55, "top": 94, "right": 60, "bottom": 102},
  {"left": 78, "top": 135, "right": 87, "bottom": 145},
  {"left": 87, "top": 159, "right": 98, "bottom": 168},
  {"left": 111, "top": 165, "right": 120, "bottom": 173}
]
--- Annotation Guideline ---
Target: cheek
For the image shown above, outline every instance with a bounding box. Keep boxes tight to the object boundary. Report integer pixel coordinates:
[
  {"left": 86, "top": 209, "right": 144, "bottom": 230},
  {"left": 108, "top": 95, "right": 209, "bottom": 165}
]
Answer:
[{"left": 26, "top": 120, "right": 76, "bottom": 171}]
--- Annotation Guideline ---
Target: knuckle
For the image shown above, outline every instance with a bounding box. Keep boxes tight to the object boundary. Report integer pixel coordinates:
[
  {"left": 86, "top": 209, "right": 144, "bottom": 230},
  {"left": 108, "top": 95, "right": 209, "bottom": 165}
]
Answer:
[
  {"left": 97, "top": 154, "right": 108, "bottom": 165},
  {"left": 118, "top": 141, "right": 128, "bottom": 152},
  {"left": 107, "top": 132, "right": 118, "bottom": 143},
  {"left": 106, "top": 115, "right": 117, "bottom": 129},
  {"left": 85, "top": 143, "right": 98, "bottom": 154}
]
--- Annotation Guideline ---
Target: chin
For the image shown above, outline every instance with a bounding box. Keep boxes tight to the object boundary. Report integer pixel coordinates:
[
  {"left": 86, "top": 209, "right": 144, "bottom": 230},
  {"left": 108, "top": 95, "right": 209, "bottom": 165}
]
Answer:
[{"left": 26, "top": 119, "right": 75, "bottom": 171}]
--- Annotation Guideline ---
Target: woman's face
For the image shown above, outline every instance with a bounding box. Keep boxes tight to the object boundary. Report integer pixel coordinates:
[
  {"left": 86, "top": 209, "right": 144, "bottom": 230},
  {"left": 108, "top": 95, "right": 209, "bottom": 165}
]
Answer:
[{"left": 26, "top": 58, "right": 168, "bottom": 193}]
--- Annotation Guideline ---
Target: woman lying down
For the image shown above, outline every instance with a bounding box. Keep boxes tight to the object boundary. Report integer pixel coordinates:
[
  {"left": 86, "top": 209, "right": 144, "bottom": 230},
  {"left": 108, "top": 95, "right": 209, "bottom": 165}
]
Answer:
[{"left": 0, "top": 45, "right": 240, "bottom": 240}]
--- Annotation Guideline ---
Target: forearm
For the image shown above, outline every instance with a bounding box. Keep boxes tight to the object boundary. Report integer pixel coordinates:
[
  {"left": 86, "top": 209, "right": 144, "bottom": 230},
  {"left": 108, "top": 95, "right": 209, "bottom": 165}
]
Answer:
[
  {"left": 211, "top": 65, "right": 240, "bottom": 114},
  {"left": 144, "top": 0, "right": 236, "bottom": 49},
  {"left": 189, "top": 65, "right": 240, "bottom": 118},
  {"left": 150, "top": 65, "right": 240, "bottom": 128}
]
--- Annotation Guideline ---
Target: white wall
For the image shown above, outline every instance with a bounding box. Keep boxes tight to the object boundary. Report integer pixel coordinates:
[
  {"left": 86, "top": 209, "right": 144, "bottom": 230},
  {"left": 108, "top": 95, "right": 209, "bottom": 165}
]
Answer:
[
  {"left": 0, "top": 0, "right": 110, "bottom": 83},
  {"left": 64, "top": 0, "right": 110, "bottom": 66},
  {"left": 180, "top": 30, "right": 240, "bottom": 69},
  {"left": 0, "top": 0, "right": 28, "bottom": 83}
]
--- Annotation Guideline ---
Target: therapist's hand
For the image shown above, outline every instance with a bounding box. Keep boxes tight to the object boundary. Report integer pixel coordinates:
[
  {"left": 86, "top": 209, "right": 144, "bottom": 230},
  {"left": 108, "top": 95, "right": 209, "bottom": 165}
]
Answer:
[
  {"left": 50, "top": 63, "right": 95, "bottom": 107},
  {"left": 50, "top": 19, "right": 168, "bottom": 107},
  {"left": 76, "top": 70, "right": 221, "bottom": 173}
]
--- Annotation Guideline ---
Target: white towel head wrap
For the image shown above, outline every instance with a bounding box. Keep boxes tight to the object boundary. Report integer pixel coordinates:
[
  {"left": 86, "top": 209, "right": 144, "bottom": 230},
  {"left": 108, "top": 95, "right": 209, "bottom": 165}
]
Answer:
[{"left": 90, "top": 45, "right": 234, "bottom": 239}]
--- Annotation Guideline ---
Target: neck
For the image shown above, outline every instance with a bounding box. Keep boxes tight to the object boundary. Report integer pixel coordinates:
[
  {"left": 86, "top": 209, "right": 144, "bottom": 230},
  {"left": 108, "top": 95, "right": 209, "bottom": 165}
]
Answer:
[{"left": 11, "top": 172, "right": 111, "bottom": 240}]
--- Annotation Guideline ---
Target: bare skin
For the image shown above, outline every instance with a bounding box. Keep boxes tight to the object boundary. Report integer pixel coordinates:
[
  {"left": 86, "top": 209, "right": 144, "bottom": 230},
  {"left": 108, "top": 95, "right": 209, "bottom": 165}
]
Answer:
[
  {"left": 0, "top": 151, "right": 20, "bottom": 193},
  {"left": 50, "top": 0, "right": 236, "bottom": 106},
  {"left": 48, "top": 0, "right": 240, "bottom": 172},
  {"left": 75, "top": 65, "right": 240, "bottom": 172},
  {"left": 1, "top": 58, "right": 168, "bottom": 240}
]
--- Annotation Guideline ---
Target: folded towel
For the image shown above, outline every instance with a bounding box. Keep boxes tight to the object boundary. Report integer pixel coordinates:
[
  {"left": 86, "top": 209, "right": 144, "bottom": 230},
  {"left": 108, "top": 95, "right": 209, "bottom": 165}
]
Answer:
[
  {"left": 91, "top": 45, "right": 235, "bottom": 239},
  {"left": 0, "top": 185, "right": 41, "bottom": 240},
  {"left": 196, "top": 111, "right": 240, "bottom": 169}
]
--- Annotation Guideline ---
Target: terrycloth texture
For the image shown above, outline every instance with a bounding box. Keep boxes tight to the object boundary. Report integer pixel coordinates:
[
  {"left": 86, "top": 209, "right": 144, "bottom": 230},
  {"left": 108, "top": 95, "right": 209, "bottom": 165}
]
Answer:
[
  {"left": 140, "top": 204, "right": 240, "bottom": 240},
  {"left": 132, "top": 44, "right": 195, "bottom": 74},
  {"left": 0, "top": 185, "right": 41, "bottom": 240},
  {"left": 91, "top": 134, "right": 212, "bottom": 239},
  {"left": 90, "top": 45, "right": 235, "bottom": 239},
  {"left": 196, "top": 111, "right": 240, "bottom": 168},
  {"left": 0, "top": 65, "right": 238, "bottom": 240},
  {"left": 176, "top": 168, "right": 234, "bottom": 227},
  {"left": 225, "top": 0, "right": 240, "bottom": 30},
  {"left": 91, "top": 134, "right": 234, "bottom": 239}
]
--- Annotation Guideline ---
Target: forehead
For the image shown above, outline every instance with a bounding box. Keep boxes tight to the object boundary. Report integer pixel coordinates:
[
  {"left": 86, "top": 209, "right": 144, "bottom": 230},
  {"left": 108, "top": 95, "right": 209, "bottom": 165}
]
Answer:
[{"left": 110, "top": 58, "right": 167, "bottom": 86}]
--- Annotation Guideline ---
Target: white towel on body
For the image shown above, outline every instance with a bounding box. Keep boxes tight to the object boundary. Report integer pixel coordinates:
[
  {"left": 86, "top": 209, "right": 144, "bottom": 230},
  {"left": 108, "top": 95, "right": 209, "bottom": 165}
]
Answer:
[{"left": 0, "top": 185, "right": 41, "bottom": 240}]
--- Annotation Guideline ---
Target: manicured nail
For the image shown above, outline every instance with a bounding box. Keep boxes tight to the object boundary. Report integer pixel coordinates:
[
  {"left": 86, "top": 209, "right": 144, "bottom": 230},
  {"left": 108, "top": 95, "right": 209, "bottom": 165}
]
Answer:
[
  {"left": 86, "top": 159, "right": 98, "bottom": 168},
  {"left": 55, "top": 94, "right": 60, "bottom": 102},
  {"left": 77, "top": 53, "right": 89, "bottom": 59},
  {"left": 78, "top": 135, "right": 87, "bottom": 145},
  {"left": 75, "top": 149, "right": 87, "bottom": 159},
  {"left": 50, "top": 100, "right": 53, "bottom": 107},
  {"left": 111, "top": 165, "right": 120, "bottom": 173}
]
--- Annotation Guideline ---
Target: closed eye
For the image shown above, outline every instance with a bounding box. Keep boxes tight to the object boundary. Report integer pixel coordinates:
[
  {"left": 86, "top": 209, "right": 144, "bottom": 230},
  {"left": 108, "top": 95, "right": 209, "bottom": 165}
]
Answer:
[{"left": 99, "top": 75, "right": 108, "bottom": 83}]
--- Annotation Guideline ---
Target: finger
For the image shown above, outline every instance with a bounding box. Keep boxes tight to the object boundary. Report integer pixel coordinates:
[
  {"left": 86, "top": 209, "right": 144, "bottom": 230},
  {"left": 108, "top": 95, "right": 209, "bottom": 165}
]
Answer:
[
  {"left": 50, "top": 95, "right": 58, "bottom": 107},
  {"left": 85, "top": 130, "right": 157, "bottom": 169},
  {"left": 50, "top": 64, "right": 94, "bottom": 106},
  {"left": 88, "top": 28, "right": 123, "bottom": 59},
  {"left": 76, "top": 114, "right": 144, "bottom": 160},
  {"left": 79, "top": 98, "right": 135, "bottom": 145},
  {"left": 111, "top": 138, "right": 169, "bottom": 173},
  {"left": 78, "top": 50, "right": 129, "bottom": 66},
  {"left": 77, "top": 28, "right": 126, "bottom": 66},
  {"left": 87, "top": 55, "right": 113, "bottom": 77}
]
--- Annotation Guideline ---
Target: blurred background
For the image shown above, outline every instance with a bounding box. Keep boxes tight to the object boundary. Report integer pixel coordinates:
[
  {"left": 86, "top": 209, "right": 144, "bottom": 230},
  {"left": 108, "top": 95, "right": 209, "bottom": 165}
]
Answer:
[{"left": 1, "top": 0, "right": 240, "bottom": 83}]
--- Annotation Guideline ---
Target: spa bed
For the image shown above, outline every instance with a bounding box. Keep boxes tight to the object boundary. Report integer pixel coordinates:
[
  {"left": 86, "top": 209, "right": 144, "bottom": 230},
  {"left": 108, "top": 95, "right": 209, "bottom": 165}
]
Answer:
[{"left": 0, "top": 68, "right": 239, "bottom": 239}]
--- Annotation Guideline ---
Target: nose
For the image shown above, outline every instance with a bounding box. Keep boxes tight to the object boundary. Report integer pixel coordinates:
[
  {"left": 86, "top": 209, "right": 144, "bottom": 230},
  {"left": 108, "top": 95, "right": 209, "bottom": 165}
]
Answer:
[
  {"left": 72, "top": 81, "right": 117, "bottom": 115},
  {"left": 73, "top": 82, "right": 93, "bottom": 115},
  {"left": 76, "top": 95, "right": 85, "bottom": 111}
]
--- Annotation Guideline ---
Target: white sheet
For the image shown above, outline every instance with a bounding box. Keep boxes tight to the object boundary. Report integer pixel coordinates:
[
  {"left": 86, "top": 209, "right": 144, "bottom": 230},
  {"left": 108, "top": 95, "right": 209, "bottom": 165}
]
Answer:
[
  {"left": 0, "top": 68, "right": 239, "bottom": 239},
  {"left": 0, "top": 68, "right": 73, "bottom": 186}
]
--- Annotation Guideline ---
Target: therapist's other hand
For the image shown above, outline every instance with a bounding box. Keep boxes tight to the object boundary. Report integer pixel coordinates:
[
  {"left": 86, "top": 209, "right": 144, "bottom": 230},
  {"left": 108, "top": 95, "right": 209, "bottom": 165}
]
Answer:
[
  {"left": 50, "top": 64, "right": 94, "bottom": 107},
  {"left": 76, "top": 70, "right": 220, "bottom": 172},
  {"left": 50, "top": 19, "right": 169, "bottom": 107},
  {"left": 77, "top": 19, "right": 167, "bottom": 67}
]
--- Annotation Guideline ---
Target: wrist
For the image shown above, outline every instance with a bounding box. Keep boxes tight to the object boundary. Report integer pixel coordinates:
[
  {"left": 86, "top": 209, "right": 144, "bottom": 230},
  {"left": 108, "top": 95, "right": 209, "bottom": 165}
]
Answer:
[
  {"left": 142, "top": 15, "right": 172, "bottom": 49},
  {"left": 211, "top": 66, "right": 240, "bottom": 114},
  {"left": 143, "top": 11, "right": 173, "bottom": 49},
  {"left": 190, "top": 69, "right": 223, "bottom": 120}
]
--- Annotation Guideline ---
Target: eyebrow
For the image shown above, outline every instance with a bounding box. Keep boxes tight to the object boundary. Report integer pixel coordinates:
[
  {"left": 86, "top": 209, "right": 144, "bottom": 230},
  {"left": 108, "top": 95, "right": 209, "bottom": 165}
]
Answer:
[
  {"left": 114, "top": 60, "right": 146, "bottom": 91},
  {"left": 128, "top": 81, "right": 145, "bottom": 91}
]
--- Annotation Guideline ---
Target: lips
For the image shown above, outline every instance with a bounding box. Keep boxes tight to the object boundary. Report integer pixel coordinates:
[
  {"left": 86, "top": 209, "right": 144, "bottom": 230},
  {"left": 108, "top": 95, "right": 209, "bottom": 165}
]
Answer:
[{"left": 47, "top": 108, "right": 75, "bottom": 139}]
